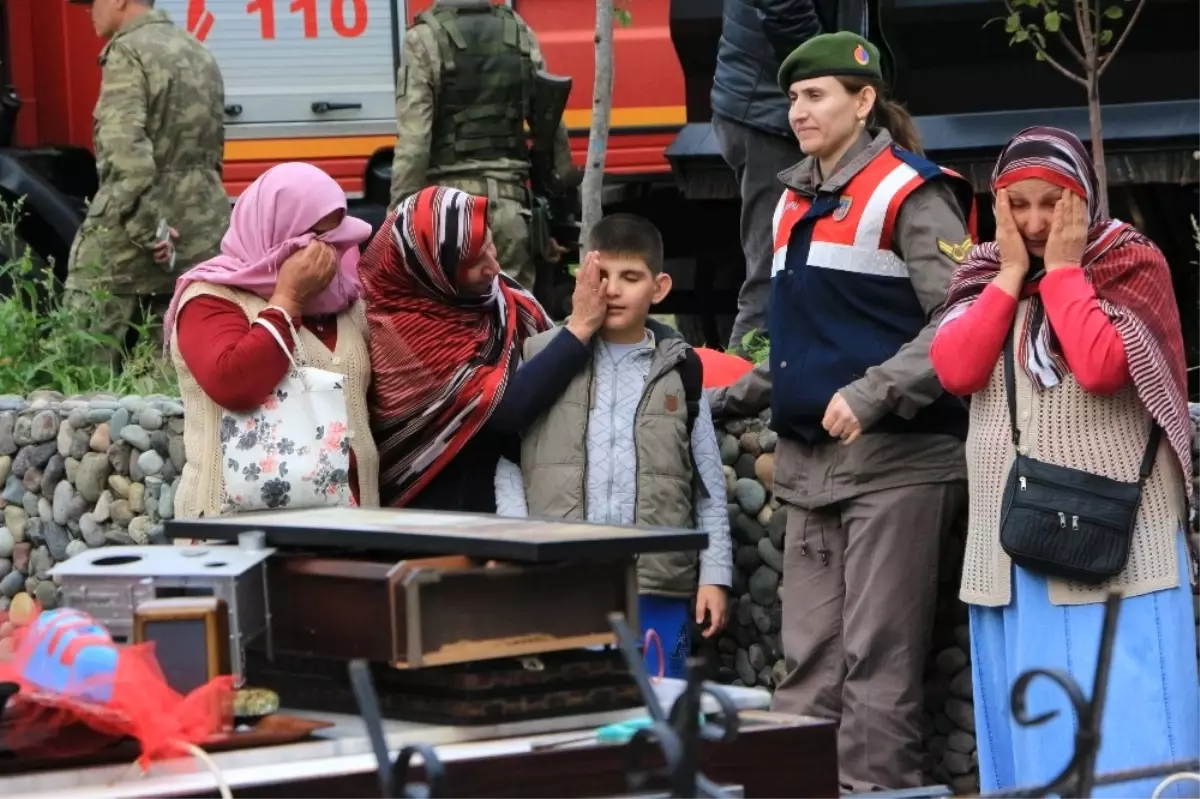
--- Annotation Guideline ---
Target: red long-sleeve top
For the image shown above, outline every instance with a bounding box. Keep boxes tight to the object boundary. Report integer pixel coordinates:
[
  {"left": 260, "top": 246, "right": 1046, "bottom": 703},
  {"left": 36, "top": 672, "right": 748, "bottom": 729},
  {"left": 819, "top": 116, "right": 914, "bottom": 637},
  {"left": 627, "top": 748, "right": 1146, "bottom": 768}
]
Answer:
[
  {"left": 931, "top": 268, "right": 1129, "bottom": 397},
  {"left": 176, "top": 295, "right": 360, "bottom": 503}
]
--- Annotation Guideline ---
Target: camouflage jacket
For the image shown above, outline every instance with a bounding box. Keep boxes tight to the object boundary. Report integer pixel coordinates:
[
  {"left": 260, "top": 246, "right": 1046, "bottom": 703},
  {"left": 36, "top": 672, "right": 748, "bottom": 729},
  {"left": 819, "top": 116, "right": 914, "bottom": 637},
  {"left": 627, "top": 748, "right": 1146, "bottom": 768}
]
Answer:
[
  {"left": 68, "top": 9, "right": 230, "bottom": 296},
  {"left": 388, "top": 9, "right": 574, "bottom": 208}
]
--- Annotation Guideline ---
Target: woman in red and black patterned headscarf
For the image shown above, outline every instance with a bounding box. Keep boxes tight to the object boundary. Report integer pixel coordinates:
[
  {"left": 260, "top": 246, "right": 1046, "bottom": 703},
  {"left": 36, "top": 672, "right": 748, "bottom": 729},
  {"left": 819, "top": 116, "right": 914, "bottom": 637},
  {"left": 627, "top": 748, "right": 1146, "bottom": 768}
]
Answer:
[
  {"left": 359, "top": 186, "right": 553, "bottom": 510},
  {"left": 930, "top": 126, "right": 1197, "bottom": 797}
]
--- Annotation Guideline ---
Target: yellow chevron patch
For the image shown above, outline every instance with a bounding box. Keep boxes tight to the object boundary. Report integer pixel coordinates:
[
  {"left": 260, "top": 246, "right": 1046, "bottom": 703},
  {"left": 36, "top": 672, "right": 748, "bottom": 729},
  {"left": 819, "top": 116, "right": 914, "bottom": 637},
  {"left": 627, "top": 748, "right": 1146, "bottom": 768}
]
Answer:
[{"left": 937, "top": 236, "right": 974, "bottom": 264}]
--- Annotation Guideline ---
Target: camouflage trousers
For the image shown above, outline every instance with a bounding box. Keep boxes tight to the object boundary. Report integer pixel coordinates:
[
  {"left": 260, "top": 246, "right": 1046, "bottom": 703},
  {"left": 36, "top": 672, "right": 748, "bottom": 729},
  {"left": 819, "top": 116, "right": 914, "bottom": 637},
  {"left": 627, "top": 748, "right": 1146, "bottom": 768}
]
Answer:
[
  {"left": 437, "top": 177, "right": 535, "bottom": 291},
  {"left": 64, "top": 289, "right": 171, "bottom": 368}
]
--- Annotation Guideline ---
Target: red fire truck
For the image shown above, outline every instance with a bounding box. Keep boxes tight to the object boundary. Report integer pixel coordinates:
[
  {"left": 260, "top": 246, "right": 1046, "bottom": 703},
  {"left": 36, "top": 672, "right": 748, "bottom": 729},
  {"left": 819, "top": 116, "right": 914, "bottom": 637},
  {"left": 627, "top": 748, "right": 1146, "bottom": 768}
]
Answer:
[
  {"left": 0, "top": 0, "right": 698, "bottom": 323},
  {"left": 0, "top": 0, "right": 683, "bottom": 241},
  {"left": 0, "top": 0, "right": 1196, "bottom": 351}
]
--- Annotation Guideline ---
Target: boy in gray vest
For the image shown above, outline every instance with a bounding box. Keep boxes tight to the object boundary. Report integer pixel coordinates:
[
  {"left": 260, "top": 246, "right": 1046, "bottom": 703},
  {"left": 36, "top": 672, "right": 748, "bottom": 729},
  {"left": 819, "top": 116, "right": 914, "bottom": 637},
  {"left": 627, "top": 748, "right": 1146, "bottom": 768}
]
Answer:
[{"left": 495, "top": 214, "right": 732, "bottom": 678}]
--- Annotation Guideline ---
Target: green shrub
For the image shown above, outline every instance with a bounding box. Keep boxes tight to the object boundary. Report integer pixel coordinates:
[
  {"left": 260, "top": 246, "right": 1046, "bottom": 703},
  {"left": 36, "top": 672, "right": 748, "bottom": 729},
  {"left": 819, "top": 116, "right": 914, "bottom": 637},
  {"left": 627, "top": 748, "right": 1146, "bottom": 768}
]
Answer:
[
  {"left": 740, "top": 329, "right": 770, "bottom": 365},
  {"left": 0, "top": 199, "right": 178, "bottom": 397}
]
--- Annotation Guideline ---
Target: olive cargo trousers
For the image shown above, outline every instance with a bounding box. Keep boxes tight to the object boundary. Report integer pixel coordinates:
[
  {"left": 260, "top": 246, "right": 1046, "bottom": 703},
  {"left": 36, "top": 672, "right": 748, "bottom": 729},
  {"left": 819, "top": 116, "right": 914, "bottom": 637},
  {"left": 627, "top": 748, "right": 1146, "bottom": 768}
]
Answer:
[
  {"left": 772, "top": 482, "right": 967, "bottom": 793},
  {"left": 439, "top": 176, "right": 535, "bottom": 291}
]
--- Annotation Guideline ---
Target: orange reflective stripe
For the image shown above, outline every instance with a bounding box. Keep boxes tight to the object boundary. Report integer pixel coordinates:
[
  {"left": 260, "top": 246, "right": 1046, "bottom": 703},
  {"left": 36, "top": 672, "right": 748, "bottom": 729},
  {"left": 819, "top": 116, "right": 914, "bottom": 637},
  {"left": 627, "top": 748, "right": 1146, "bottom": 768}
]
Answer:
[
  {"left": 773, "top": 189, "right": 810, "bottom": 253},
  {"left": 881, "top": 172, "right": 926, "bottom": 249},
  {"left": 770, "top": 147, "right": 970, "bottom": 275},
  {"left": 808, "top": 152, "right": 903, "bottom": 247}
]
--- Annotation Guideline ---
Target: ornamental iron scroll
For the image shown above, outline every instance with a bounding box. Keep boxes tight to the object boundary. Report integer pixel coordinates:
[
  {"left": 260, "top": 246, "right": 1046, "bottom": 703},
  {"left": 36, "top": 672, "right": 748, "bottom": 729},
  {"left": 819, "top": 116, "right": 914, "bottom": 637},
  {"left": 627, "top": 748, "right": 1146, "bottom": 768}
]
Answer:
[
  {"left": 348, "top": 659, "right": 446, "bottom": 799},
  {"left": 608, "top": 612, "right": 740, "bottom": 798}
]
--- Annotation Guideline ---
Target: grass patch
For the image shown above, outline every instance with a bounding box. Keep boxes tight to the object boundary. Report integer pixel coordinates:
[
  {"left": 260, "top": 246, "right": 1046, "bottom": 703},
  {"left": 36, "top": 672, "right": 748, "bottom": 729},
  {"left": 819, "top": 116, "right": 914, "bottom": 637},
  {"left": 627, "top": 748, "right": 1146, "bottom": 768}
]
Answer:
[{"left": 0, "top": 199, "right": 177, "bottom": 397}]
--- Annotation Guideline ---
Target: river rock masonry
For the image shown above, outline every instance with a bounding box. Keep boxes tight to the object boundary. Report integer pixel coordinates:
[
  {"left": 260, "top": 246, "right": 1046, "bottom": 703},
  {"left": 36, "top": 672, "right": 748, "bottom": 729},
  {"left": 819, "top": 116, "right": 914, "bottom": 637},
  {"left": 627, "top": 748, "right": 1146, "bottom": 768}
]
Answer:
[{"left": 0, "top": 391, "right": 185, "bottom": 614}]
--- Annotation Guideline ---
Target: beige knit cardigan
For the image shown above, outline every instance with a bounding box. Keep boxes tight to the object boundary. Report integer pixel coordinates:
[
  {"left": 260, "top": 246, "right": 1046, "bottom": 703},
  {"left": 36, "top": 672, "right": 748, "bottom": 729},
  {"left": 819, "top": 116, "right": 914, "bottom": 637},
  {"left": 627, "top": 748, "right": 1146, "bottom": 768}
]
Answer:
[
  {"left": 959, "top": 301, "right": 1188, "bottom": 607},
  {"left": 169, "top": 282, "right": 380, "bottom": 519}
]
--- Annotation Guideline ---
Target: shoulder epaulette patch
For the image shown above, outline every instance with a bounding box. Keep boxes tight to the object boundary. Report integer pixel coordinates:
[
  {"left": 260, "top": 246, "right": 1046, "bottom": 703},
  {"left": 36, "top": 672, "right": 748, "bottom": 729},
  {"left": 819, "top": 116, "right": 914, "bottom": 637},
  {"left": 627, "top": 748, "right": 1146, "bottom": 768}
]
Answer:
[{"left": 937, "top": 236, "right": 974, "bottom": 264}]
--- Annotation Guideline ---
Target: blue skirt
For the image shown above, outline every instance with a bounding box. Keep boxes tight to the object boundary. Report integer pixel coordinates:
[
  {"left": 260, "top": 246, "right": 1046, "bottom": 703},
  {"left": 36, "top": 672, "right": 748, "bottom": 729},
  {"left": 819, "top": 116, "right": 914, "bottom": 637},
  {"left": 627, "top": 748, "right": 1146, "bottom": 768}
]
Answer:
[{"left": 970, "top": 533, "right": 1200, "bottom": 798}]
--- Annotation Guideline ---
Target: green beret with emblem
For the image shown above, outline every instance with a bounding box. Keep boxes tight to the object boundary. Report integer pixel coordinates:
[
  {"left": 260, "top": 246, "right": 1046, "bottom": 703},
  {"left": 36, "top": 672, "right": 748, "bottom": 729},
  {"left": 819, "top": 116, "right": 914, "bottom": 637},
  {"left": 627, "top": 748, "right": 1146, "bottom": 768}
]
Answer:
[{"left": 777, "top": 32, "right": 883, "bottom": 92}]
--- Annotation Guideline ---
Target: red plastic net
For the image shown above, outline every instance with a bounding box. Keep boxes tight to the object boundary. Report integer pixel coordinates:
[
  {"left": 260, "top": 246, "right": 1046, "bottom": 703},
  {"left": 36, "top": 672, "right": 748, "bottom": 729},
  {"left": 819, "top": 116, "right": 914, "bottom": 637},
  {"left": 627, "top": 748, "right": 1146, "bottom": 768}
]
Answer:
[{"left": 0, "top": 604, "right": 234, "bottom": 765}]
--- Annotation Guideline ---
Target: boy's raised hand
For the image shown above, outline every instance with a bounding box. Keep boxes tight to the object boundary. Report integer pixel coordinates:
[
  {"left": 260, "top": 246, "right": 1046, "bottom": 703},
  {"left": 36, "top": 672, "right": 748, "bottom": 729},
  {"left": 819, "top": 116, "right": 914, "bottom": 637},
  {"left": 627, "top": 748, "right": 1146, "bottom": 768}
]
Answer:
[{"left": 566, "top": 251, "right": 609, "bottom": 343}]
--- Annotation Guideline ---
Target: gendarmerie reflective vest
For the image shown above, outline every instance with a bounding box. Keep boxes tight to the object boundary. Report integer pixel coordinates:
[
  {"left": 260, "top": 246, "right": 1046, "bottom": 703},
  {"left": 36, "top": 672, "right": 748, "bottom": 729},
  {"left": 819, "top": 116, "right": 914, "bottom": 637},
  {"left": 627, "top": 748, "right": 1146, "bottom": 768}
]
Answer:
[{"left": 768, "top": 143, "right": 977, "bottom": 443}]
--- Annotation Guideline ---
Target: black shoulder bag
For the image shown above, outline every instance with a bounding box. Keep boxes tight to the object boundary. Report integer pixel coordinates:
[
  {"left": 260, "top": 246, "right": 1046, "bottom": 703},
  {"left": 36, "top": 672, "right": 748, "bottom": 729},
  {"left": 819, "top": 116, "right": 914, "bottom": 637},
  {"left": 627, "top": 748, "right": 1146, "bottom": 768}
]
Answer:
[{"left": 998, "top": 334, "right": 1160, "bottom": 585}]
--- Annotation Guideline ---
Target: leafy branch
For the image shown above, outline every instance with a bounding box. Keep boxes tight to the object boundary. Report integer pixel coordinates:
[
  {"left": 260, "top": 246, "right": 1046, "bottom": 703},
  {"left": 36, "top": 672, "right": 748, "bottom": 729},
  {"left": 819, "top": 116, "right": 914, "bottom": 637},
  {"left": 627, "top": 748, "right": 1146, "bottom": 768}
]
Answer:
[
  {"left": 989, "top": 0, "right": 1146, "bottom": 80},
  {"left": 1098, "top": 0, "right": 1146, "bottom": 75},
  {"left": 991, "top": 0, "right": 1085, "bottom": 86},
  {"left": 985, "top": 0, "right": 1148, "bottom": 216}
]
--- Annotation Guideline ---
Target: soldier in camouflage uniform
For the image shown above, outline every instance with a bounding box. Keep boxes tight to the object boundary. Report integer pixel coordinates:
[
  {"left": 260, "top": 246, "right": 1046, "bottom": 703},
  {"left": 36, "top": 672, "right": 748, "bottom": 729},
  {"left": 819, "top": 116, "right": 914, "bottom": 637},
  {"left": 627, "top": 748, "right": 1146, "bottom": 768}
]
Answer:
[
  {"left": 68, "top": 0, "right": 230, "bottom": 355},
  {"left": 390, "top": 0, "right": 576, "bottom": 291}
]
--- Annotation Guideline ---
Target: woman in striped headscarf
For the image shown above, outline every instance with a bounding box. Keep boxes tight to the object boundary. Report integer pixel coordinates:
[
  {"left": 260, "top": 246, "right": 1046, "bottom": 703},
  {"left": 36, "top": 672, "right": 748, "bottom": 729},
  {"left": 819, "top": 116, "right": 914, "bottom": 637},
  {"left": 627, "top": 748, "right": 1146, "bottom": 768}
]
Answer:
[
  {"left": 359, "top": 186, "right": 556, "bottom": 511},
  {"left": 931, "top": 127, "right": 1197, "bottom": 797},
  {"left": 360, "top": 184, "right": 609, "bottom": 511}
]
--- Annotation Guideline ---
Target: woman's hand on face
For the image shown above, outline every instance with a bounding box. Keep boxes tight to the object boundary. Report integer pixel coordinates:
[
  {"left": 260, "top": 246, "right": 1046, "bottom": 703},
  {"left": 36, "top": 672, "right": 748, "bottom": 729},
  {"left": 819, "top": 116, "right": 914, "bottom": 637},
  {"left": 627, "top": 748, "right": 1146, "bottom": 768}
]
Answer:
[
  {"left": 565, "top": 251, "right": 609, "bottom": 343},
  {"left": 275, "top": 242, "right": 338, "bottom": 313},
  {"left": 1043, "top": 191, "right": 1088, "bottom": 272},
  {"left": 992, "top": 189, "right": 1029, "bottom": 299},
  {"left": 995, "top": 190, "right": 1029, "bottom": 277}
]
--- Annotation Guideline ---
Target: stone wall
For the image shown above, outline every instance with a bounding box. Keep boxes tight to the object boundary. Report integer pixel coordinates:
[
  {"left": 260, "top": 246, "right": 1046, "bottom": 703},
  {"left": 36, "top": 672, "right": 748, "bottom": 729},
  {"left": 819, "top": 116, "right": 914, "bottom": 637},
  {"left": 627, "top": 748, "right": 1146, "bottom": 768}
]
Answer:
[
  {"left": 0, "top": 392, "right": 183, "bottom": 612},
  {"left": 0, "top": 391, "right": 1196, "bottom": 793},
  {"left": 703, "top": 405, "right": 1200, "bottom": 794}
]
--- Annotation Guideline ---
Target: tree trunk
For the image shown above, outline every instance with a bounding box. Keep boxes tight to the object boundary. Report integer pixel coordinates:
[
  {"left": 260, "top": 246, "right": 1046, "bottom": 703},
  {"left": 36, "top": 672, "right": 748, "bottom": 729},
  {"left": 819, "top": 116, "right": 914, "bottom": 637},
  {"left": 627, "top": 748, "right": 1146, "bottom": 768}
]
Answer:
[
  {"left": 1087, "top": 76, "right": 1108, "bottom": 217},
  {"left": 580, "top": 0, "right": 614, "bottom": 252}
]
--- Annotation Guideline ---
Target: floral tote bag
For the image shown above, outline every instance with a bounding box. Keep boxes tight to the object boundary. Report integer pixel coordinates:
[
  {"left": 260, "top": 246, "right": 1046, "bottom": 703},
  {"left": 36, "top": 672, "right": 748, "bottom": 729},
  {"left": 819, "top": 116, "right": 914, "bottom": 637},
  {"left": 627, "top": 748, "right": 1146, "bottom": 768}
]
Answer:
[{"left": 218, "top": 317, "right": 355, "bottom": 514}]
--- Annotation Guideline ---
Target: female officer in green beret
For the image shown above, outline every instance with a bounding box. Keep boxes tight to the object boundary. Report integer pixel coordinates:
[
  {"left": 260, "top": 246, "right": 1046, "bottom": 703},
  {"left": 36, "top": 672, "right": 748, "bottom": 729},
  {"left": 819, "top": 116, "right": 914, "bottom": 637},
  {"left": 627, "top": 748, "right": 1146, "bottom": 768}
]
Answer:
[{"left": 708, "top": 31, "right": 977, "bottom": 793}]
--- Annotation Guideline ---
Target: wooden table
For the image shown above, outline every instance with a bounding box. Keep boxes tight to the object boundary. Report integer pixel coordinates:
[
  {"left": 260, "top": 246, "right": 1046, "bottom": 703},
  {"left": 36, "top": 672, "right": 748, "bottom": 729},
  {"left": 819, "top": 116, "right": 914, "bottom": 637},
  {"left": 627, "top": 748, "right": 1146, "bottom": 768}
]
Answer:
[{"left": 0, "top": 682, "right": 838, "bottom": 798}]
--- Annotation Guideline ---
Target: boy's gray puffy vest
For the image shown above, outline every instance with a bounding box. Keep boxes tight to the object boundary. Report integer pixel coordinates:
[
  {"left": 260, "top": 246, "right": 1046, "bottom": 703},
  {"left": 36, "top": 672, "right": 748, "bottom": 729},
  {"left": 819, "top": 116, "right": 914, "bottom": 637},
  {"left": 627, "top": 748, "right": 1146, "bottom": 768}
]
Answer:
[
  {"left": 519, "top": 327, "right": 702, "bottom": 598},
  {"left": 417, "top": 1, "right": 534, "bottom": 169}
]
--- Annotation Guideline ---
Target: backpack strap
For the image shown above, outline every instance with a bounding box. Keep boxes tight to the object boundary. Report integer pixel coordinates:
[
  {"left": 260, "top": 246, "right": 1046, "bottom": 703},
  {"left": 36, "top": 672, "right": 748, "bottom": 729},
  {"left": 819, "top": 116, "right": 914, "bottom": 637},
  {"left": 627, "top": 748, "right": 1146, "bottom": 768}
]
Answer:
[
  {"left": 677, "top": 348, "right": 711, "bottom": 501},
  {"left": 678, "top": 347, "right": 702, "bottom": 439}
]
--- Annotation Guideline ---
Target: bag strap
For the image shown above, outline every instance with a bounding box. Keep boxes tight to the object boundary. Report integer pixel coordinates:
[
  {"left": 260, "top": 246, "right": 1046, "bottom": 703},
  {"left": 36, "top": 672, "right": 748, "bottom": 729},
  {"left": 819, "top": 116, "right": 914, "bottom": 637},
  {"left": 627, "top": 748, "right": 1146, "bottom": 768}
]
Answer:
[
  {"left": 1002, "top": 331, "right": 1021, "bottom": 449},
  {"left": 1003, "top": 326, "right": 1160, "bottom": 483},
  {"left": 253, "top": 317, "right": 299, "bottom": 370},
  {"left": 1138, "top": 424, "right": 1162, "bottom": 483}
]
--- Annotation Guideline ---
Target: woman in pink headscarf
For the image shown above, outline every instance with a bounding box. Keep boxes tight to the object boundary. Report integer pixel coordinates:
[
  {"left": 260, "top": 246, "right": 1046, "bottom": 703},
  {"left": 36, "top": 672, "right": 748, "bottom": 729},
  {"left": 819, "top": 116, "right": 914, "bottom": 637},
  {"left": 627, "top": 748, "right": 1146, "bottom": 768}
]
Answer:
[{"left": 165, "top": 162, "right": 380, "bottom": 517}]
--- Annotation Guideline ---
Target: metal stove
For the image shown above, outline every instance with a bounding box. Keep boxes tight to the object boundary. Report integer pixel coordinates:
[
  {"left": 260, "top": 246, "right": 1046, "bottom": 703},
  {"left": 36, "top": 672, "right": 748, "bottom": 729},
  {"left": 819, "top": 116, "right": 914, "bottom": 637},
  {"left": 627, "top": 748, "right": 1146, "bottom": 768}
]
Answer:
[{"left": 48, "top": 533, "right": 274, "bottom": 681}]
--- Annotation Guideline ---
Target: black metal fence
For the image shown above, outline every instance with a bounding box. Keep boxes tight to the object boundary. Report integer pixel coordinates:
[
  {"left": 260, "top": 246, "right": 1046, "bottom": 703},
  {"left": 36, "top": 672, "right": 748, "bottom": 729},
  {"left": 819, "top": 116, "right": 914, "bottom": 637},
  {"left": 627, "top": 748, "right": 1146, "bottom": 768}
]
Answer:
[{"left": 349, "top": 595, "right": 1199, "bottom": 799}]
